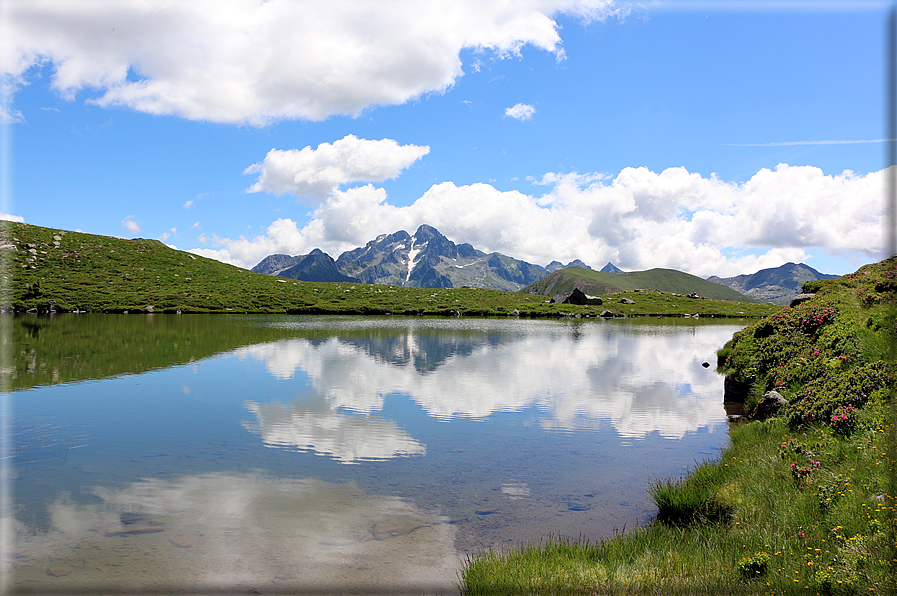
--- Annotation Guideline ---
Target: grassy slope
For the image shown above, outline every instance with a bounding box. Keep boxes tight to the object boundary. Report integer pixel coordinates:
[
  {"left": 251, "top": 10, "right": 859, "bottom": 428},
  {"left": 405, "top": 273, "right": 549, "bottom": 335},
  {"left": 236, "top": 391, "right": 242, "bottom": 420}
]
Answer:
[
  {"left": 523, "top": 266, "right": 760, "bottom": 303},
  {"left": 461, "top": 257, "right": 896, "bottom": 595},
  {"left": 1, "top": 222, "right": 779, "bottom": 318}
]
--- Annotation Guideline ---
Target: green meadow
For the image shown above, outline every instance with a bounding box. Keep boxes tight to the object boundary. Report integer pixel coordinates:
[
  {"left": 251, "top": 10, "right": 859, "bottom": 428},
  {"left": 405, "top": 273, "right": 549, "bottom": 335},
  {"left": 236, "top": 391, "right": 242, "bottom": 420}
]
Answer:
[{"left": 2, "top": 222, "right": 778, "bottom": 318}]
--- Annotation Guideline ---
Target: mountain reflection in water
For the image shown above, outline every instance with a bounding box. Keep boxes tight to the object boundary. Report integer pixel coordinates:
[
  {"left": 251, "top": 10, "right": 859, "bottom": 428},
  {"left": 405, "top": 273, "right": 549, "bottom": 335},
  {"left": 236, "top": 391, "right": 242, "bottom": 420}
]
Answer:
[{"left": 237, "top": 318, "right": 730, "bottom": 440}]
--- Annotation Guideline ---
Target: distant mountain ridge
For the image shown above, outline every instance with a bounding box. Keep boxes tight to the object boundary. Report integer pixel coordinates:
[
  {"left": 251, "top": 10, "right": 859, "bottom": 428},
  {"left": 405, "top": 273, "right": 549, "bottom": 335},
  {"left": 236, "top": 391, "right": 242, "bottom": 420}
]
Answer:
[
  {"left": 252, "top": 224, "right": 592, "bottom": 291},
  {"left": 706, "top": 262, "right": 839, "bottom": 305},
  {"left": 600, "top": 262, "right": 624, "bottom": 273},
  {"left": 522, "top": 266, "right": 758, "bottom": 303},
  {"left": 253, "top": 249, "right": 358, "bottom": 283}
]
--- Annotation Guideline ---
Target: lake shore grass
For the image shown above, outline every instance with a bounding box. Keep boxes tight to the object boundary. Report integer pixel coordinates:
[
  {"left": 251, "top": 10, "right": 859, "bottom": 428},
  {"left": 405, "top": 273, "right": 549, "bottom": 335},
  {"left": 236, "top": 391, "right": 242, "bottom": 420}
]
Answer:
[
  {"left": 460, "top": 257, "right": 896, "bottom": 595},
  {"left": 2, "top": 222, "right": 779, "bottom": 318}
]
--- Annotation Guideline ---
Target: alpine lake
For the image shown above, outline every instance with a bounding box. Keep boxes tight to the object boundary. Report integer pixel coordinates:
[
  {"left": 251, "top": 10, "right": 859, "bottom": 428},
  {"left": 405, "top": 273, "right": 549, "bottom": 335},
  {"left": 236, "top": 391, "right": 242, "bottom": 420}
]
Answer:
[{"left": 4, "top": 313, "right": 750, "bottom": 594}]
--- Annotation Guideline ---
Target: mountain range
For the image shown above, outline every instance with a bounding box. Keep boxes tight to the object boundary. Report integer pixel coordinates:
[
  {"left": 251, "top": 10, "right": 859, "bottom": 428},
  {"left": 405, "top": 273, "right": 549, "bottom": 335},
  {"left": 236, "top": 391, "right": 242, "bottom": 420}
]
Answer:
[
  {"left": 706, "top": 262, "right": 839, "bottom": 305},
  {"left": 252, "top": 224, "right": 593, "bottom": 292},
  {"left": 252, "top": 224, "right": 838, "bottom": 303}
]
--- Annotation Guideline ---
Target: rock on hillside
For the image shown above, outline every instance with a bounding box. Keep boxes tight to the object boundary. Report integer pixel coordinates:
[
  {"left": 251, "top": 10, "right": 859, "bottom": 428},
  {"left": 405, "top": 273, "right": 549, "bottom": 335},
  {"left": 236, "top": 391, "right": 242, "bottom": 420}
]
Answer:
[{"left": 707, "top": 262, "right": 839, "bottom": 305}]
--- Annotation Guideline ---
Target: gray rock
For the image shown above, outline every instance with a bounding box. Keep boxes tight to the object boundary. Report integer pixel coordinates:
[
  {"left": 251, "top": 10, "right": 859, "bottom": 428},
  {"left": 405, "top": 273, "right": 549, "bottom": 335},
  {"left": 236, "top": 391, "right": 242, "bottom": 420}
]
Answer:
[
  {"left": 599, "top": 310, "right": 615, "bottom": 318},
  {"left": 619, "top": 298, "right": 635, "bottom": 304},
  {"left": 752, "top": 390, "right": 788, "bottom": 421}
]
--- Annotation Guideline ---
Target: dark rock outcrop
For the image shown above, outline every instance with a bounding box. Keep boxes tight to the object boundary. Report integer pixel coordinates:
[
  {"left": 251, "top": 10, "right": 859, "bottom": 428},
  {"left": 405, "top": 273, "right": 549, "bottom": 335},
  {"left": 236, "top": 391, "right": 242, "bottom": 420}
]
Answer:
[
  {"left": 789, "top": 293, "right": 815, "bottom": 307},
  {"left": 723, "top": 375, "right": 750, "bottom": 403},
  {"left": 562, "top": 288, "right": 603, "bottom": 305}
]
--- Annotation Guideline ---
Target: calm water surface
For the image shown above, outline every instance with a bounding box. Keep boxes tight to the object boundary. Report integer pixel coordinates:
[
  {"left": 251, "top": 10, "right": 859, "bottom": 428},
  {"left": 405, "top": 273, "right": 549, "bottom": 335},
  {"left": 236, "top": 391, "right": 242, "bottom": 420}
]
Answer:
[{"left": 4, "top": 314, "right": 745, "bottom": 593}]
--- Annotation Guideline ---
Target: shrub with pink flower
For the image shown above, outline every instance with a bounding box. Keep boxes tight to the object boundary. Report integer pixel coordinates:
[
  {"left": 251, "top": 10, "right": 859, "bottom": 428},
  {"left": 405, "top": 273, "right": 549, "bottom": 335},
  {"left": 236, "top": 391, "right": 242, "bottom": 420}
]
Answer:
[
  {"left": 829, "top": 405, "right": 856, "bottom": 436},
  {"left": 790, "top": 460, "right": 820, "bottom": 482}
]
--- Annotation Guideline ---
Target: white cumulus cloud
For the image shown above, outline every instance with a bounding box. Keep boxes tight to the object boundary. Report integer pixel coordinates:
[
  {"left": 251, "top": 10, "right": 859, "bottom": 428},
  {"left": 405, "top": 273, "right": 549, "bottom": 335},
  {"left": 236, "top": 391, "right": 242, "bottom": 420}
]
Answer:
[
  {"left": 505, "top": 103, "right": 536, "bottom": 121},
  {"left": 244, "top": 135, "right": 430, "bottom": 199},
  {"left": 1, "top": 0, "right": 621, "bottom": 125},
  {"left": 196, "top": 162, "right": 887, "bottom": 276},
  {"left": 0, "top": 212, "right": 24, "bottom": 222}
]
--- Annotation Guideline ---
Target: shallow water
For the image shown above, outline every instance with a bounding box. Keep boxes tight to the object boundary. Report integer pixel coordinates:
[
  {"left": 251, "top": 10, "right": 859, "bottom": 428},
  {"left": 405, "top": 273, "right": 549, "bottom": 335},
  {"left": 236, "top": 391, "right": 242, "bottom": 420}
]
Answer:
[{"left": 3, "top": 314, "right": 745, "bottom": 594}]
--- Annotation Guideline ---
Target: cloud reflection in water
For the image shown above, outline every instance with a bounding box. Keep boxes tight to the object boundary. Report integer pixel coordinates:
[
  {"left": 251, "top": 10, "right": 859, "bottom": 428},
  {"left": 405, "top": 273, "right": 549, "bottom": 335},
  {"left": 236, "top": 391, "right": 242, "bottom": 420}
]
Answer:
[
  {"left": 9, "top": 472, "right": 458, "bottom": 592},
  {"left": 244, "top": 396, "right": 427, "bottom": 463},
  {"left": 237, "top": 321, "right": 739, "bottom": 449}
]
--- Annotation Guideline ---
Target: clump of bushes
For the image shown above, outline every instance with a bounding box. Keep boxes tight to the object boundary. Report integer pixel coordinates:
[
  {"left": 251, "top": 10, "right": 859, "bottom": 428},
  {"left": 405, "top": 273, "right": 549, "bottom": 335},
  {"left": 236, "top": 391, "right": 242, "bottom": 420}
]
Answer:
[{"left": 737, "top": 551, "right": 770, "bottom": 577}]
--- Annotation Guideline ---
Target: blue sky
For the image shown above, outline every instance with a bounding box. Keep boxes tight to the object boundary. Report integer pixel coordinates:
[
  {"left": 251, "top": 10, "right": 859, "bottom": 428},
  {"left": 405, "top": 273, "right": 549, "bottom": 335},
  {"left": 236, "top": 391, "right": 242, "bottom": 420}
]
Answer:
[{"left": 1, "top": 0, "right": 893, "bottom": 277}]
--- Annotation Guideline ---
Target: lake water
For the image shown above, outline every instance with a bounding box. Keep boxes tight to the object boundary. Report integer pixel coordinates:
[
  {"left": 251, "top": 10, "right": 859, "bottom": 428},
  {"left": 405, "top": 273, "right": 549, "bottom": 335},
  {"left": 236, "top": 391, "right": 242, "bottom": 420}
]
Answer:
[{"left": 3, "top": 314, "right": 745, "bottom": 594}]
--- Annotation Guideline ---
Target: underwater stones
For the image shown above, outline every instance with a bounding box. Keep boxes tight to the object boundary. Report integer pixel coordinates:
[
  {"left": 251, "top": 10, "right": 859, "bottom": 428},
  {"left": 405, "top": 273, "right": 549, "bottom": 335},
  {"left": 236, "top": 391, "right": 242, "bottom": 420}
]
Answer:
[
  {"left": 104, "top": 523, "right": 164, "bottom": 537},
  {"left": 169, "top": 534, "right": 199, "bottom": 548},
  {"left": 46, "top": 565, "right": 72, "bottom": 577},
  {"left": 566, "top": 501, "right": 591, "bottom": 511},
  {"left": 369, "top": 515, "right": 430, "bottom": 540},
  {"left": 104, "top": 516, "right": 165, "bottom": 537}
]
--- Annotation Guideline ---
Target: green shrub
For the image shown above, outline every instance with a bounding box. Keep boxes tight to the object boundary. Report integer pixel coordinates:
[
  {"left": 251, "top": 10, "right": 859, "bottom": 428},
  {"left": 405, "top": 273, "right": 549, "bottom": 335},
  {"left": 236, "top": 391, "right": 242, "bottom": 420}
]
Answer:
[
  {"left": 801, "top": 279, "right": 826, "bottom": 293},
  {"left": 785, "top": 361, "right": 893, "bottom": 429},
  {"left": 737, "top": 551, "right": 769, "bottom": 578}
]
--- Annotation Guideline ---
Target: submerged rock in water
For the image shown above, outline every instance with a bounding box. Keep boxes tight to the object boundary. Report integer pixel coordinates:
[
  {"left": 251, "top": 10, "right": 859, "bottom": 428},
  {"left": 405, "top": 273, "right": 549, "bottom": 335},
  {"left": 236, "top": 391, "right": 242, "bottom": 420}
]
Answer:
[
  {"left": 46, "top": 566, "right": 72, "bottom": 577},
  {"left": 369, "top": 515, "right": 430, "bottom": 540},
  {"left": 566, "top": 502, "right": 591, "bottom": 511},
  {"left": 104, "top": 517, "right": 165, "bottom": 537},
  {"left": 169, "top": 534, "right": 199, "bottom": 548}
]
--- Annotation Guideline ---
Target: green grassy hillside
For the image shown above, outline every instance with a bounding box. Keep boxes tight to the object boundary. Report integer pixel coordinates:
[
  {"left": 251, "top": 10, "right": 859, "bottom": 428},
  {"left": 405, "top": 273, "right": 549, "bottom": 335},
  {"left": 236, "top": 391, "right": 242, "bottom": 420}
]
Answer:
[
  {"left": 1, "top": 222, "right": 779, "bottom": 318},
  {"left": 523, "top": 266, "right": 761, "bottom": 303}
]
